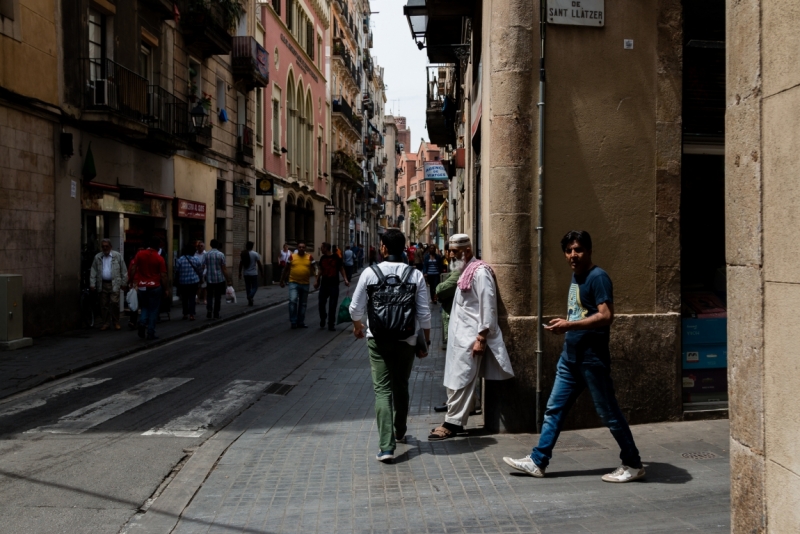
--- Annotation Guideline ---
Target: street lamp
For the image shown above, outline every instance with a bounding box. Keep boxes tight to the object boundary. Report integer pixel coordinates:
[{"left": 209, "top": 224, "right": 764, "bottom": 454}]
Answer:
[
  {"left": 190, "top": 102, "right": 209, "bottom": 130},
  {"left": 403, "top": 0, "right": 427, "bottom": 49}
]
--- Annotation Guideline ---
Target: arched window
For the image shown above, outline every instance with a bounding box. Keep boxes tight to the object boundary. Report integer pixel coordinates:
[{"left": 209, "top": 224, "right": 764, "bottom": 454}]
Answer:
[
  {"left": 285, "top": 194, "right": 296, "bottom": 244},
  {"left": 287, "top": 75, "right": 296, "bottom": 173},
  {"left": 305, "top": 199, "right": 315, "bottom": 247},
  {"left": 306, "top": 92, "right": 314, "bottom": 184},
  {"left": 296, "top": 84, "right": 305, "bottom": 181},
  {"left": 295, "top": 196, "right": 306, "bottom": 243}
]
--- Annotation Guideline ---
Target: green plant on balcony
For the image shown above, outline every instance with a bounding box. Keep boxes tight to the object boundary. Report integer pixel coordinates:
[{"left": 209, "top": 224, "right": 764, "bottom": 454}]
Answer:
[{"left": 187, "top": 0, "right": 244, "bottom": 31}]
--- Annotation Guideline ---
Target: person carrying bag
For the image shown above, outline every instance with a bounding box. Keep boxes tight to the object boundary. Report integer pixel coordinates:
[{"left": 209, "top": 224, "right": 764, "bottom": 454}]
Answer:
[
  {"left": 348, "top": 229, "right": 432, "bottom": 463},
  {"left": 174, "top": 243, "right": 204, "bottom": 320}
]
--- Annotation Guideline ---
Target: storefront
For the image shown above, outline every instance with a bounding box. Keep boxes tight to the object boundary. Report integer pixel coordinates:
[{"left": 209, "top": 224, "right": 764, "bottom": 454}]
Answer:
[
  {"left": 173, "top": 199, "right": 207, "bottom": 255},
  {"left": 80, "top": 186, "right": 170, "bottom": 285}
]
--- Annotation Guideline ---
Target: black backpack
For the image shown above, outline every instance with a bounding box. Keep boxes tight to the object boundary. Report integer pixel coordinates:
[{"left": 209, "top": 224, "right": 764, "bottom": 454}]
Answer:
[{"left": 366, "top": 265, "right": 417, "bottom": 341}]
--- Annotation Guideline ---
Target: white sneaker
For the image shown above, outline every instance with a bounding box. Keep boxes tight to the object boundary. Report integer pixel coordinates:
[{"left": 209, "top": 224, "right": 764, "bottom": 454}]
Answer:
[
  {"left": 503, "top": 456, "right": 546, "bottom": 478},
  {"left": 602, "top": 465, "right": 646, "bottom": 483}
]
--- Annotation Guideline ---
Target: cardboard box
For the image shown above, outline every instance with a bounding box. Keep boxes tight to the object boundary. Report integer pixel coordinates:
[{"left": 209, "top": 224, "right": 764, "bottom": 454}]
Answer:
[
  {"left": 682, "top": 343, "right": 728, "bottom": 369},
  {"left": 682, "top": 368, "right": 727, "bottom": 394},
  {"left": 682, "top": 318, "right": 727, "bottom": 345}
]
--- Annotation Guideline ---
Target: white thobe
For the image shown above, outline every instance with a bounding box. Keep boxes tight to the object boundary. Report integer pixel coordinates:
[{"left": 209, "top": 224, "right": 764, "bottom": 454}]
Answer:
[{"left": 444, "top": 259, "right": 514, "bottom": 390}]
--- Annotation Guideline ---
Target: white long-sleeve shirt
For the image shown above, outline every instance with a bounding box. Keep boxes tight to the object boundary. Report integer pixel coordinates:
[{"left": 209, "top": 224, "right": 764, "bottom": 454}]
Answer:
[{"left": 349, "top": 262, "right": 432, "bottom": 345}]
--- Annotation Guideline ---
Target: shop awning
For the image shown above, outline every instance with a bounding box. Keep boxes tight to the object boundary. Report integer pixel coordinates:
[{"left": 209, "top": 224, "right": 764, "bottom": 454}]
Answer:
[{"left": 417, "top": 200, "right": 448, "bottom": 233}]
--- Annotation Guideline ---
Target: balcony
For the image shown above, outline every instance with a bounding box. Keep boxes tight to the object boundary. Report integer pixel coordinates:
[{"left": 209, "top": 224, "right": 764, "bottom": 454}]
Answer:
[
  {"left": 232, "top": 36, "right": 269, "bottom": 90},
  {"left": 189, "top": 124, "right": 213, "bottom": 148},
  {"left": 426, "top": 65, "right": 457, "bottom": 147},
  {"left": 142, "top": 0, "right": 175, "bottom": 18},
  {"left": 332, "top": 150, "right": 362, "bottom": 185},
  {"left": 403, "top": 0, "right": 474, "bottom": 64},
  {"left": 332, "top": 95, "right": 363, "bottom": 137},
  {"left": 81, "top": 58, "right": 149, "bottom": 136},
  {"left": 236, "top": 124, "right": 254, "bottom": 165},
  {"left": 145, "top": 85, "right": 189, "bottom": 150},
  {"left": 181, "top": 0, "right": 234, "bottom": 58},
  {"left": 332, "top": 38, "right": 360, "bottom": 88}
]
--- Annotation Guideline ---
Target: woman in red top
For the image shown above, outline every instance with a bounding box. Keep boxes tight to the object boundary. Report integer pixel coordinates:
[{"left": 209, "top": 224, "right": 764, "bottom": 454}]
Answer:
[{"left": 130, "top": 237, "right": 169, "bottom": 340}]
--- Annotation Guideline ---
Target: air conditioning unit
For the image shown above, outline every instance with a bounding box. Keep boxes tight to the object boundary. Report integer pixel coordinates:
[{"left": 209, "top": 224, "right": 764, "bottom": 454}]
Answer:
[{"left": 93, "top": 79, "right": 113, "bottom": 106}]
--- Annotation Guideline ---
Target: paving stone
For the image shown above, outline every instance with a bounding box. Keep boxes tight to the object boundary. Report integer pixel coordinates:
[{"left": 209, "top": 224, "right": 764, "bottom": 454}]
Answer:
[{"left": 171, "top": 312, "right": 731, "bottom": 533}]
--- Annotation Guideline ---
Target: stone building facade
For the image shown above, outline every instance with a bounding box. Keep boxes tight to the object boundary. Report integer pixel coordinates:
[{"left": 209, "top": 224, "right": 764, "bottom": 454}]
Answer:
[{"left": 726, "top": 0, "right": 800, "bottom": 530}]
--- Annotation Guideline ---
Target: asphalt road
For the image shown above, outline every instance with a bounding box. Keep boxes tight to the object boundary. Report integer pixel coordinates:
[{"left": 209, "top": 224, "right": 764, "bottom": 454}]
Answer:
[{"left": 0, "top": 291, "right": 343, "bottom": 534}]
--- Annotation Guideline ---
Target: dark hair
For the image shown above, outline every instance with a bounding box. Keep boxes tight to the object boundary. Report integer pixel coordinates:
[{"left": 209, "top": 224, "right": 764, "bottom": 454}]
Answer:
[
  {"left": 210, "top": 239, "right": 222, "bottom": 249},
  {"left": 561, "top": 230, "right": 593, "bottom": 252},
  {"left": 381, "top": 229, "right": 406, "bottom": 257},
  {"left": 240, "top": 249, "right": 251, "bottom": 269},
  {"left": 182, "top": 243, "right": 195, "bottom": 257},
  {"left": 246, "top": 241, "right": 254, "bottom": 251},
  {"left": 149, "top": 236, "right": 161, "bottom": 249},
  {"left": 297, "top": 240, "right": 306, "bottom": 247}
]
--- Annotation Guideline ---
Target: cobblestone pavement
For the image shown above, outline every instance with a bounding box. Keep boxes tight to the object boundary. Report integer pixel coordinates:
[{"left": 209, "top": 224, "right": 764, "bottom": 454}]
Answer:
[{"left": 172, "top": 312, "right": 731, "bottom": 534}]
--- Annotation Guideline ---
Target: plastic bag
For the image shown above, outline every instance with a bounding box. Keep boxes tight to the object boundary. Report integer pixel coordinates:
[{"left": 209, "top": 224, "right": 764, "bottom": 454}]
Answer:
[
  {"left": 225, "top": 285, "right": 236, "bottom": 304},
  {"left": 126, "top": 288, "right": 138, "bottom": 312},
  {"left": 336, "top": 297, "right": 352, "bottom": 325}
]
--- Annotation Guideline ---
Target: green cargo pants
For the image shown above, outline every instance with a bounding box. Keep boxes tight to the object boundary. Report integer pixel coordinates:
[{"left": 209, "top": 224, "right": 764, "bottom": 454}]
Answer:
[{"left": 368, "top": 338, "right": 416, "bottom": 453}]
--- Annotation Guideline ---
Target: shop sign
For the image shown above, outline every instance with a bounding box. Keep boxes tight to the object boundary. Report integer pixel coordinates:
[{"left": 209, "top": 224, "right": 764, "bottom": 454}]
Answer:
[
  {"left": 81, "top": 189, "right": 168, "bottom": 218},
  {"left": 177, "top": 199, "right": 206, "bottom": 220},
  {"left": 547, "top": 0, "right": 604, "bottom": 26},
  {"left": 324, "top": 204, "right": 336, "bottom": 215},
  {"left": 423, "top": 161, "right": 449, "bottom": 181},
  {"left": 256, "top": 177, "right": 274, "bottom": 196}
]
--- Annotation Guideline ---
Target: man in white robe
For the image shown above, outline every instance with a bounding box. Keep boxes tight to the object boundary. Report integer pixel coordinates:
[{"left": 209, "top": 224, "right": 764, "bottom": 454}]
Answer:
[{"left": 428, "top": 234, "right": 514, "bottom": 440}]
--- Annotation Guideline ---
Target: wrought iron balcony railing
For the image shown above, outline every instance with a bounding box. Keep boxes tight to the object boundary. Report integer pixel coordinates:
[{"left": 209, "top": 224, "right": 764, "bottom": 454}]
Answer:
[
  {"left": 83, "top": 58, "right": 148, "bottom": 124},
  {"left": 232, "top": 36, "right": 269, "bottom": 90}
]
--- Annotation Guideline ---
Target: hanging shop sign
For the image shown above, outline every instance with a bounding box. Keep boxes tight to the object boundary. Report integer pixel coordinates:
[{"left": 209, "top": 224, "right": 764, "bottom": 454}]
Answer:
[
  {"left": 423, "top": 161, "right": 449, "bottom": 181},
  {"left": 176, "top": 199, "right": 206, "bottom": 220},
  {"left": 546, "top": 0, "right": 604, "bottom": 27},
  {"left": 256, "top": 177, "right": 274, "bottom": 196},
  {"left": 81, "top": 189, "right": 168, "bottom": 218},
  {"left": 324, "top": 204, "right": 336, "bottom": 215}
]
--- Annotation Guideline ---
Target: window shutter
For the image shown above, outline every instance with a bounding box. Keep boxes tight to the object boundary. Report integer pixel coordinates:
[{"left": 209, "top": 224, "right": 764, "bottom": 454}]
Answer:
[
  {"left": 272, "top": 0, "right": 280, "bottom": 16},
  {"left": 306, "top": 21, "right": 314, "bottom": 59}
]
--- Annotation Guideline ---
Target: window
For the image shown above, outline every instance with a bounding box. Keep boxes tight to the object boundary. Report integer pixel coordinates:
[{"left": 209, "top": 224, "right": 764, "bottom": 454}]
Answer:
[
  {"left": 88, "top": 8, "right": 106, "bottom": 80},
  {"left": 139, "top": 45, "right": 152, "bottom": 82},
  {"left": 0, "top": 0, "right": 15, "bottom": 20},
  {"left": 271, "top": 0, "right": 280, "bottom": 15},
  {"left": 0, "top": 0, "right": 19, "bottom": 39},
  {"left": 255, "top": 87, "right": 263, "bottom": 145},
  {"left": 317, "top": 128, "right": 323, "bottom": 176},
  {"left": 306, "top": 21, "right": 314, "bottom": 59},
  {"left": 286, "top": 0, "right": 293, "bottom": 32},
  {"left": 272, "top": 98, "right": 280, "bottom": 152},
  {"left": 317, "top": 37, "right": 322, "bottom": 69},
  {"left": 216, "top": 77, "right": 225, "bottom": 120}
]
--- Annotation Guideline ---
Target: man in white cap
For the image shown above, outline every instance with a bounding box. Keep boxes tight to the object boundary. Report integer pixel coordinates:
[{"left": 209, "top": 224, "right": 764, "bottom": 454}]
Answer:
[{"left": 428, "top": 234, "right": 514, "bottom": 441}]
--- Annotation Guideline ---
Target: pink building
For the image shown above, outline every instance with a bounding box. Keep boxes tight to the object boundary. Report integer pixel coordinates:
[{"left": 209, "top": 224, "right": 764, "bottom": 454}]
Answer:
[{"left": 260, "top": 1, "right": 331, "bottom": 266}]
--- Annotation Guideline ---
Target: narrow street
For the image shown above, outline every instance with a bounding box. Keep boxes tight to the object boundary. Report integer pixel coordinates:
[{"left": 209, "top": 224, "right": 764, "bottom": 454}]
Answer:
[
  {"left": 0, "top": 298, "right": 731, "bottom": 533},
  {"left": 0, "top": 292, "right": 339, "bottom": 533}
]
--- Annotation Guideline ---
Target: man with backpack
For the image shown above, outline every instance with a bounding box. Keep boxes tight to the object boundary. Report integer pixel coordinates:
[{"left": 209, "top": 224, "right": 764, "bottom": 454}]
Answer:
[{"left": 349, "top": 229, "right": 432, "bottom": 463}]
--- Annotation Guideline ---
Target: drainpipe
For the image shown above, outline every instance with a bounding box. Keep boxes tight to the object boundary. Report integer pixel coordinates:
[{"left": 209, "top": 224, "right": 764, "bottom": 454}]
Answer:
[{"left": 535, "top": 0, "right": 547, "bottom": 434}]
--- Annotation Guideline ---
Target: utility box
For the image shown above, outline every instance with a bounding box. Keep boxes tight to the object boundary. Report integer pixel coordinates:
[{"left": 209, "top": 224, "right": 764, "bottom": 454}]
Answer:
[{"left": 0, "top": 275, "right": 33, "bottom": 350}]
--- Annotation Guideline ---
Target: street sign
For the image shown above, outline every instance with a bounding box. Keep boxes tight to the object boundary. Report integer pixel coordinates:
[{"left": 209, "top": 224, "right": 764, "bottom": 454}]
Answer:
[
  {"left": 547, "top": 0, "right": 604, "bottom": 27},
  {"left": 256, "top": 177, "right": 273, "bottom": 196},
  {"left": 423, "top": 161, "right": 449, "bottom": 181},
  {"left": 324, "top": 204, "right": 336, "bottom": 215}
]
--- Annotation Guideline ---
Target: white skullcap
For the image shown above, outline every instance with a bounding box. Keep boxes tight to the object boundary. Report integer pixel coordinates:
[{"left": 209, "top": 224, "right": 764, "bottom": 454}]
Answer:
[{"left": 449, "top": 234, "right": 472, "bottom": 247}]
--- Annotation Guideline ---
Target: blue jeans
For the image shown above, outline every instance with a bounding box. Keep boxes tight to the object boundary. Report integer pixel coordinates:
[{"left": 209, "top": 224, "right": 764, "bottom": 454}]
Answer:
[
  {"left": 244, "top": 275, "right": 258, "bottom": 300},
  {"left": 531, "top": 356, "right": 642, "bottom": 469},
  {"left": 288, "top": 282, "right": 309, "bottom": 326},
  {"left": 138, "top": 286, "right": 162, "bottom": 337}
]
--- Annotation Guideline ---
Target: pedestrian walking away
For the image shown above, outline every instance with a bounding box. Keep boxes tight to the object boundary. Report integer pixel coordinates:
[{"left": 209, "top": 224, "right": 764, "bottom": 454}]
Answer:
[
  {"left": 343, "top": 245, "right": 356, "bottom": 280},
  {"left": 205, "top": 239, "right": 232, "bottom": 319},
  {"left": 349, "top": 228, "right": 432, "bottom": 462},
  {"left": 278, "top": 243, "right": 291, "bottom": 271},
  {"left": 194, "top": 241, "right": 208, "bottom": 305},
  {"left": 423, "top": 244, "right": 444, "bottom": 304},
  {"left": 280, "top": 241, "right": 315, "bottom": 329},
  {"left": 315, "top": 242, "right": 350, "bottom": 331},
  {"left": 129, "top": 237, "right": 170, "bottom": 340},
  {"left": 89, "top": 238, "right": 128, "bottom": 331},
  {"left": 430, "top": 234, "right": 514, "bottom": 441},
  {"left": 503, "top": 230, "right": 645, "bottom": 483},
  {"left": 238, "top": 241, "right": 263, "bottom": 306},
  {"left": 174, "top": 243, "right": 204, "bottom": 320},
  {"left": 414, "top": 242, "right": 425, "bottom": 271}
]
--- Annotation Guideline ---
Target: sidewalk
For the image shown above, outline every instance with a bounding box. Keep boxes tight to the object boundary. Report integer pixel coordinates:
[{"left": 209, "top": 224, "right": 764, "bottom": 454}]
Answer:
[
  {"left": 168, "top": 312, "right": 732, "bottom": 534},
  {"left": 0, "top": 282, "right": 293, "bottom": 401}
]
